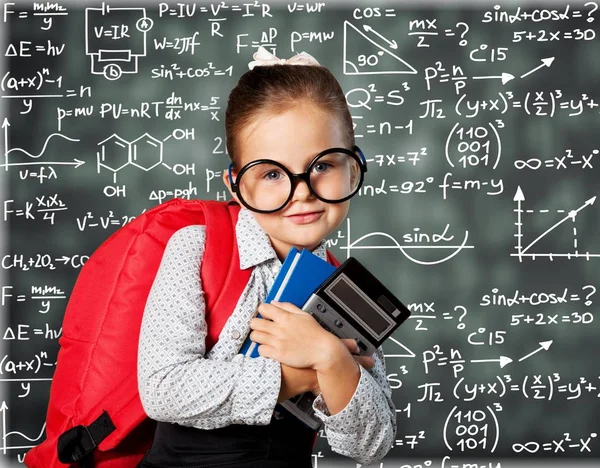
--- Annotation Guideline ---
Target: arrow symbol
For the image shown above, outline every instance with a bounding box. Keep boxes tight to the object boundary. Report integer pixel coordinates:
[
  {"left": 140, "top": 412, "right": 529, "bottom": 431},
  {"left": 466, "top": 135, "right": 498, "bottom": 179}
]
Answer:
[
  {"left": 472, "top": 73, "right": 515, "bottom": 85},
  {"left": 2, "top": 118, "right": 9, "bottom": 172},
  {"left": 1, "top": 401, "right": 7, "bottom": 455},
  {"left": 521, "top": 57, "right": 555, "bottom": 79},
  {"left": 514, "top": 186, "right": 525, "bottom": 262},
  {"left": 471, "top": 356, "right": 513, "bottom": 368},
  {"left": 0, "top": 159, "right": 85, "bottom": 168},
  {"left": 363, "top": 25, "right": 398, "bottom": 49},
  {"left": 518, "top": 340, "right": 553, "bottom": 362}
]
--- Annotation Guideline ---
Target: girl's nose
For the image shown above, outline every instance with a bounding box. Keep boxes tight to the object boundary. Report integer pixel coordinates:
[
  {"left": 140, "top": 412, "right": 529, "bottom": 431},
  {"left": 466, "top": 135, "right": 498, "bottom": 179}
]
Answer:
[{"left": 290, "top": 178, "right": 314, "bottom": 201}]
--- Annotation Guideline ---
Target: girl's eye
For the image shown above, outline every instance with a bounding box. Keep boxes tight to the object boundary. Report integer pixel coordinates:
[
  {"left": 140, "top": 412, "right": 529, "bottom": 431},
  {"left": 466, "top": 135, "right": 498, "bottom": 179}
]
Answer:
[
  {"left": 313, "top": 162, "right": 332, "bottom": 172},
  {"left": 263, "top": 170, "right": 283, "bottom": 181}
]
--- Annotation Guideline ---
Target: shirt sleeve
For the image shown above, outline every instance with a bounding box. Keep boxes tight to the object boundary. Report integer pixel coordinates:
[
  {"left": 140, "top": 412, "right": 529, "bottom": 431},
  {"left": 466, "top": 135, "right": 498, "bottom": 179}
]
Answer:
[
  {"left": 311, "top": 345, "right": 397, "bottom": 465},
  {"left": 137, "top": 224, "right": 282, "bottom": 429}
]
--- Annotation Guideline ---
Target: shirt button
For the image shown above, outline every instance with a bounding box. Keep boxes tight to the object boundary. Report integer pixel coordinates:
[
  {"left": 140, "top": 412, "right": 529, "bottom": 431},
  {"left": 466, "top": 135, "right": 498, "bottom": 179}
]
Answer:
[{"left": 231, "top": 329, "right": 241, "bottom": 340}]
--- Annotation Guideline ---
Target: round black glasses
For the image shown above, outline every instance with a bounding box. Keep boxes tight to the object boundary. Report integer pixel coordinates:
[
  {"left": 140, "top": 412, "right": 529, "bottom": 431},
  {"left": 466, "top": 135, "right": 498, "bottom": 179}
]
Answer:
[{"left": 227, "top": 145, "right": 367, "bottom": 214}]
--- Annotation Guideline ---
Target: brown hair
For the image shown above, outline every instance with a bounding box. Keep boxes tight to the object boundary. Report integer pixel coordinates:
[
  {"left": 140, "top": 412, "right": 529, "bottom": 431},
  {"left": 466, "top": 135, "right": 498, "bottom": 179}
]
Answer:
[{"left": 225, "top": 64, "right": 355, "bottom": 169}]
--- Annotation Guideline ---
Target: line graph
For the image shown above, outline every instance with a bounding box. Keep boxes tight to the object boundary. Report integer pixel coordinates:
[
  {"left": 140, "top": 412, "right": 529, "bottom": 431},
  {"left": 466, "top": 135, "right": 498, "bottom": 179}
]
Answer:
[
  {"left": 0, "top": 402, "right": 45, "bottom": 453},
  {"left": 512, "top": 186, "right": 598, "bottom": 261},
  {"left": 1, "top": 118, "right": 83, "bottom": 170},
  {"left": 339, "top": 217, "right": 474, "bottom": 265}
]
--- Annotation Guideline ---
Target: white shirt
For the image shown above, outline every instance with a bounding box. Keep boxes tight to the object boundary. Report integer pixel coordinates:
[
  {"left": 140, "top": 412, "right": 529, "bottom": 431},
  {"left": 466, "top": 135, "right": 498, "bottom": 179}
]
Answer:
[{"left": 137, "top": 206, "right": 397, "bottom": 465}]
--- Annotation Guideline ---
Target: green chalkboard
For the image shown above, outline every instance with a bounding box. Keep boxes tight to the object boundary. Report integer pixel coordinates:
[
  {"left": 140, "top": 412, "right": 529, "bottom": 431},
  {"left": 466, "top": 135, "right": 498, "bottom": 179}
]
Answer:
[{"left": 3, "top": 1, "right": 600, "bottom": 467}]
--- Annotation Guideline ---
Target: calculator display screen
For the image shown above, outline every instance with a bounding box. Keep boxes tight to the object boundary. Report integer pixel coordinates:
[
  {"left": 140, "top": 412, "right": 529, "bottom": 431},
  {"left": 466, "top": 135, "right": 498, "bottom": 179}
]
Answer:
[{"left": 327, "top": 274, "right": 394, "bottom": 338}]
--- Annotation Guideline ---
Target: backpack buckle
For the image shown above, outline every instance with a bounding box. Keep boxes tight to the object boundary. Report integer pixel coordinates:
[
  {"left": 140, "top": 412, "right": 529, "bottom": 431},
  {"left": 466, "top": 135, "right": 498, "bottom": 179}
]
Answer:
[
  {"left": 57, "top": 411, "right": 115, "bottom": 464},
  {"left": 71, "top": 425, "right": 97, "bottom": 462},
  {"left": 57, "top": 423, "right": 97, "bottom": 463}
]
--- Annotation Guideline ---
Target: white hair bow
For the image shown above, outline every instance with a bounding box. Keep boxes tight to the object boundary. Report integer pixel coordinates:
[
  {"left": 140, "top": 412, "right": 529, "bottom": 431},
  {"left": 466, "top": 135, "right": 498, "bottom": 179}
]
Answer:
[{"left": 248, "top": 46, "right": 320, "bottom": 70}]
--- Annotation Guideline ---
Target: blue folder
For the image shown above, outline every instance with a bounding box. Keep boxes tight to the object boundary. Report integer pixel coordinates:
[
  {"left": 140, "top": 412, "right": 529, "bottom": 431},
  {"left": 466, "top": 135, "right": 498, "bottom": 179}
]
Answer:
[{"left": 238, "top": 246, "right": 336, "bottom": 358}]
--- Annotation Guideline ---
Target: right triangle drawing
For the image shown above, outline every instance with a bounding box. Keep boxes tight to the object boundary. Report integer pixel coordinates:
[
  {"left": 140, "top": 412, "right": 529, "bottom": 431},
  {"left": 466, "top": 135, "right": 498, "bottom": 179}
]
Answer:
[
  {"left": 385, "top": 336, "right": 416, "bottom": 358},
  {"left": 344, "top": 21, "right": 417, "bottom": 75}
]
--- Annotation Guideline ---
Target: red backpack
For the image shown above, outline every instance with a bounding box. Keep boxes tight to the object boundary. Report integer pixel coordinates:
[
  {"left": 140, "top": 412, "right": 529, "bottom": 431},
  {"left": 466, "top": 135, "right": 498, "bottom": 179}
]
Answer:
[{"left": 24, "top": 198, "right": 340, "bottom": 468}]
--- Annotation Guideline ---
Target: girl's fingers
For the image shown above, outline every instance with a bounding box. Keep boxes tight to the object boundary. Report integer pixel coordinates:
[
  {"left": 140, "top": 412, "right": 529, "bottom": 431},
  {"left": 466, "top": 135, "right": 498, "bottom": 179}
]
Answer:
[
  {"left": 340, "top": 338, "right": 359, "bottom": 353},
  {"left": 249, "top": 330, "right": 272, "bottom": 345},
  {"left": 256, "top": 302, "right": 285, "bottom": 321},
  {"left": 250, "top": 316, "right": 277, "bottom": 333},
  {"left": 271, "top": 301, "right": 311, "bottom": 316},
  {"left": 354, "top": 355, "right": 375, "bottom": 370}
]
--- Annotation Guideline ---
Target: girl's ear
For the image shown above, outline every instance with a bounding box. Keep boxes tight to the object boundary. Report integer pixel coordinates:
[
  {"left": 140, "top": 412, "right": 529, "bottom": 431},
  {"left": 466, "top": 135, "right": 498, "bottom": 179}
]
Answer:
[{"left": 222, "top": 168, "right": 240, "bottom": 203}]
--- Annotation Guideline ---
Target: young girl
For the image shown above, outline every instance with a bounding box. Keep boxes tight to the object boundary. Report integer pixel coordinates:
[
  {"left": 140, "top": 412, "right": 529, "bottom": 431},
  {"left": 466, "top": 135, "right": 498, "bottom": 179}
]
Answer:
[{"left": 136, "top": 46, "right": 396, "bottom": 467}]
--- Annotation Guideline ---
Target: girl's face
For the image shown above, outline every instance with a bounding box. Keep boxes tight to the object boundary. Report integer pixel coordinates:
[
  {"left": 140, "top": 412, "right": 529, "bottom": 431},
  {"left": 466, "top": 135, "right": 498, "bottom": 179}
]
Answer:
[{"left": 223, "top": 103, "right": 351, "bottom": 261}]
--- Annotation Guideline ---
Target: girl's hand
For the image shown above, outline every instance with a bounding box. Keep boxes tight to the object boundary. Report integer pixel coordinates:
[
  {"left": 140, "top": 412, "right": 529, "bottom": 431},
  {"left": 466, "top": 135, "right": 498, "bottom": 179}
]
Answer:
[
  {"left": 250, "top": 301, "right": 336, "bottom": 370},
  {"left": 309, "top": 339, "right": 375, "bottom": 396},
  {"left": 278, "top": 363, "right": 318, "bottom": 402},
  {"left": 249, "top": 301, "right": 376, "bottom": 371},
  {"left": 339, "top": 338, "right": 376, "bottom": 371}
]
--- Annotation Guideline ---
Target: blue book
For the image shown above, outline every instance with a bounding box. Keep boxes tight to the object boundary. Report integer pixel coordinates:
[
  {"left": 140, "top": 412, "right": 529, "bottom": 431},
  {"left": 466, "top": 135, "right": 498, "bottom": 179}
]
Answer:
[{"left": 238, "top": 246, "right": 336, "bottom": 358}]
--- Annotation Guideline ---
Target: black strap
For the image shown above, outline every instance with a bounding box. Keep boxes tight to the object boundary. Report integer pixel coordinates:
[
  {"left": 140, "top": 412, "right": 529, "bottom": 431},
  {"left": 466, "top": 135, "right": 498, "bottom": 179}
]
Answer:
[{"left": 57, "top": 410, "right": 116, "bottom": 467}]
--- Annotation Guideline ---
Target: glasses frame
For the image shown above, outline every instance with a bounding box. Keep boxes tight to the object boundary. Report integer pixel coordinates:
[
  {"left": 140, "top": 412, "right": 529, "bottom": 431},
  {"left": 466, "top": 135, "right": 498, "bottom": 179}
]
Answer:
[{"left": 228, "top": 145, "right": 368, "bottom": 214}]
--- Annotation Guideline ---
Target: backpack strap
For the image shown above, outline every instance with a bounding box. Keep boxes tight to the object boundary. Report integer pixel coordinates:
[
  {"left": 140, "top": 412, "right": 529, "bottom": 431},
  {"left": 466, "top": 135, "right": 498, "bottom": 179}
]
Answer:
[
  {"left": 201, "top": 200, "right": 252, "bottom": 352},
  {"left": 325, "top": 249, "right": 341, "bottom": 268}
]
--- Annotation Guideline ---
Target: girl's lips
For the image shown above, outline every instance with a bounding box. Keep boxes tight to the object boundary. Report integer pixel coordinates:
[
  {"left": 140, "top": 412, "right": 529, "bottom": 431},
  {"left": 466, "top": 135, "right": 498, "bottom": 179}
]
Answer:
[{"left": 285, "top": 211, "right": 324, "bottom": 224}]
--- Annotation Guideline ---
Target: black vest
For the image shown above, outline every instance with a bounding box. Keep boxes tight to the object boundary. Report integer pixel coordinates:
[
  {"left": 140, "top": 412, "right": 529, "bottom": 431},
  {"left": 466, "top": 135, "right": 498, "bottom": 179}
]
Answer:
[{"left": 138, "top": 411, "right": 317, "bottom": 468}]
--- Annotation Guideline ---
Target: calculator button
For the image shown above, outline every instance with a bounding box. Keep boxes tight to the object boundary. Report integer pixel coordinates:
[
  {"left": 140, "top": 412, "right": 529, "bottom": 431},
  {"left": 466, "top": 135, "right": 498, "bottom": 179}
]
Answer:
[{"left": 356, "top": 340, "right": 368, "bottom": 351}]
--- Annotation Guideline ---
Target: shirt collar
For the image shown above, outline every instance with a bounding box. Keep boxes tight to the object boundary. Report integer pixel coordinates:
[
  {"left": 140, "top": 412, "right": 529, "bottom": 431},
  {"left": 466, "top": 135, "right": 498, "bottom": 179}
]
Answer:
[{"left": 236, "top": 207, "right": 328, "bottom": 269}]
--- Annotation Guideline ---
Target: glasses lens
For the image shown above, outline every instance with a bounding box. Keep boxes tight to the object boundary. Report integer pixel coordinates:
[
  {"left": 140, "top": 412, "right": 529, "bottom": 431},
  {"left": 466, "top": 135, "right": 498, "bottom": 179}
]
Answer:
[
  {"left": 309, "top": 151, "right": 361, "bottom": 201},
  {"left": 237, "top": 162, "right": 292, "bottom": 212},
  {"left": 235, "top": 151, "right": 363, "bottom": 212}
]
